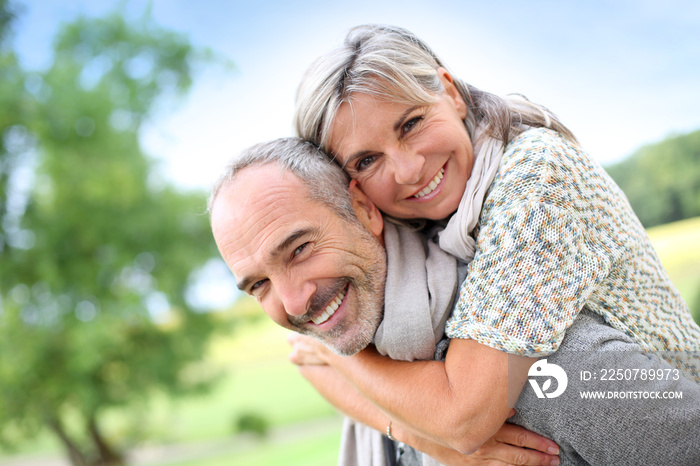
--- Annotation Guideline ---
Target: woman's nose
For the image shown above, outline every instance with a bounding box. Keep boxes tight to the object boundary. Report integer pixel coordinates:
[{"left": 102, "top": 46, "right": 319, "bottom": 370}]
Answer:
[{"left": 391, "top": 150, "right": 425, "bottom": 185}]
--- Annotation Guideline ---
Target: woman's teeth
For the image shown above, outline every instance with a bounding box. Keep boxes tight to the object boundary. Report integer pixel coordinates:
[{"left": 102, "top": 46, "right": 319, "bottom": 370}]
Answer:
[
  {"left": 311, "top": 288, "right": 346, "bottom": 325},
  {"left": 413, "top": 168, "right": 444, "bottom": 198}
]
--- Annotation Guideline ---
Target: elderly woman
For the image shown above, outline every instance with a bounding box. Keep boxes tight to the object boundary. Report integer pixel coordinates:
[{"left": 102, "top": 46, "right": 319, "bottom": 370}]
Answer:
[{"left": 288, "top": 24, "right": 700, "bottom": 465}]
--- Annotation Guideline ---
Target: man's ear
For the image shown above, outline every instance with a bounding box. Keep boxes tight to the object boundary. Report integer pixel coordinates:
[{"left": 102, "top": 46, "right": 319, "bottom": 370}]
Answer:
[
  {"left": 438, "top": 67, "right": 467, "bottom": 120},
  {"left": 349, "top": 180, "right": 384, "bottom": 242}
]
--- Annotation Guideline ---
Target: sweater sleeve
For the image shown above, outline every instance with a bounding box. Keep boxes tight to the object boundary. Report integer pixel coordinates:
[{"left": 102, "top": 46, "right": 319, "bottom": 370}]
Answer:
[{"left": 445, "top": 199, "right": 611, "bottom": 356}]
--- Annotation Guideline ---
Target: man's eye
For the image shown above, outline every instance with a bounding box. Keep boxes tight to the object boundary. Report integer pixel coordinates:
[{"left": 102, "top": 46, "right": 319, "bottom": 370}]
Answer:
[
  {"left": 293, "top": 242, "right": 309, "bottom": 257},
  {"left": 250, "top": 279, "right": 267, "bottom": 293}
]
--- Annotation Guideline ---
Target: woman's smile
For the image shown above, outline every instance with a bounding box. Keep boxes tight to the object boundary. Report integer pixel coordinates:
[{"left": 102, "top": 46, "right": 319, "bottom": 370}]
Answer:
[{"left": 410, "top": 164, "right": 446, "bottom": 200}]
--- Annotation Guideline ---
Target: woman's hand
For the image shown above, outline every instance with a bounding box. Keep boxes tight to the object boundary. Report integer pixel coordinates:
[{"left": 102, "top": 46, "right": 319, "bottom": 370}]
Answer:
[
  {"left": 293, "top": 346, "right": 560, "bottom": 465},
  {"left": 402, "top": 415, "right": 560, "bottom": 466},
  {"left": 465, "top": 421, "right": 559, "bottom": 465},
  {"left": 287, "top": 333, "right": 333, "bottom": 366}
]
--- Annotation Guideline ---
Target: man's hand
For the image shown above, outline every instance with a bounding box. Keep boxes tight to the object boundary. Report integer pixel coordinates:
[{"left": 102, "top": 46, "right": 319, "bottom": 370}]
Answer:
[{"left": 287, "top": 332, "right": 332, "bottom": 366}]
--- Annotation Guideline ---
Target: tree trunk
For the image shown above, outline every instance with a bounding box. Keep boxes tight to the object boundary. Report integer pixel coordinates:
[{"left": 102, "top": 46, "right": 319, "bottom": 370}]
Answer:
[
  {"left": 87, "top": 415, "right": 124, "bottom": 466},
  {"left": 47, "top": 417, "right": 88, "bottom": 466}
]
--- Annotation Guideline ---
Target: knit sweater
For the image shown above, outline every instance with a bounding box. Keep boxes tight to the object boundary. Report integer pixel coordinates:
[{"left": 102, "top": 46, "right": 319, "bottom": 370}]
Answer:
[{"left": 444, "top": 128, "right": 700, "bottom": 381}]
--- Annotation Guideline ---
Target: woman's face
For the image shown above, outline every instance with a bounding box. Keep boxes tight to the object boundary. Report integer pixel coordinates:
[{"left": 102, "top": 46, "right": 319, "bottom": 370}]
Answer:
[{"left": 328, "top": 69, "right": 474, "bottom": 221}]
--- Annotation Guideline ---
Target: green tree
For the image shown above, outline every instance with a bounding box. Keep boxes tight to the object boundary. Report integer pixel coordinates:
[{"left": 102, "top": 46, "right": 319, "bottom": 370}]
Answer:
[
  {"left": 1, "top": 0, "right": 34, "bottom": 252},
  {"left": 606, "top": 129, "right": 700, "bottom": 228},
  {"left": 0, "top": 6, "right": 225, "bottom": 465}
]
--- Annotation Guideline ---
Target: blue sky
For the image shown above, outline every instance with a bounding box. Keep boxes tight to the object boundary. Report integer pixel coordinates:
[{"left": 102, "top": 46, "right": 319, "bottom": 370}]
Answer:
[
  {"left": 8, "top": 0, "right": 700, "bottom": 310},
  {"left": 11, "top": 0, "right": 700, "bottom": 192}
]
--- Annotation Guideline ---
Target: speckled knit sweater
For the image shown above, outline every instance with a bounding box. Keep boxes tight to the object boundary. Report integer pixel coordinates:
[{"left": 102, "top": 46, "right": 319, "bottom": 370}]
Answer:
[{"left": 445, "top": 128, "right": 700, "bottom": 381}]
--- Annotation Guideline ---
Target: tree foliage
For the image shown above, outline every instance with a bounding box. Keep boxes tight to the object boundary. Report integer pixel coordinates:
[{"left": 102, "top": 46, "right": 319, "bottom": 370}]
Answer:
[
  {"left": 0, "top": 5, "right": 225, "bottom": 465},
  {"left": 605, "top": 129, "right": 700, "bottom": 228},
  {"left": 0, "top": 0, "right": 34, "bottom": 253}
]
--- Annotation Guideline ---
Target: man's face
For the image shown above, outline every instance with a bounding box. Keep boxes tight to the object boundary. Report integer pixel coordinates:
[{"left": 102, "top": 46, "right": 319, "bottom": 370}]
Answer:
[{"left": 211, "top": 164, "right": 387, "bottom": 355}]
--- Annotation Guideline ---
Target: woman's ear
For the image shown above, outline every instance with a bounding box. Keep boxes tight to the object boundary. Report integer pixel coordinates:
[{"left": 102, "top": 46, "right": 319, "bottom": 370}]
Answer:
[
  {"left": 349, "top": 179, "right": 384, "bottom": 242},
  {"left": 438, "top": 67, "right": 467, "bottom": 119}
]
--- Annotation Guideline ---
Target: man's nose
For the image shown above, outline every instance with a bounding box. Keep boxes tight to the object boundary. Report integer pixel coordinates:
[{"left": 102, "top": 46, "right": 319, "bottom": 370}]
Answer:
[
  {"left": 390, "top": 149, "right": 425, "bottom": 185},
  {"left": 276, "top": 279, "right": 315, "bottom": 317}
]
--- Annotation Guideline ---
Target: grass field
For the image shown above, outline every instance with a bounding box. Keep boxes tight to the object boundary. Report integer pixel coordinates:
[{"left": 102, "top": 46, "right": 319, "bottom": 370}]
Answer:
[
  {"left": 1, "top": 216, "right": 699, "bottom": 465},
  {"left": 0, "top": 313, "right": 343, "bottom": 465},
  {"left": 647, "top": 216, "right": 700, "bottom": 321}
]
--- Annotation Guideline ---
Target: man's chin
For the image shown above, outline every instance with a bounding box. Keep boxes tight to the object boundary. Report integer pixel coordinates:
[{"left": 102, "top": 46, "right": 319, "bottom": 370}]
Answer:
[
  {"left": 303, "top": 301, "right": 381, "bottom": 356},
  {"left": 328, "top": 344, "right": 365, "bottom": 357},
  {"left": 317, "top": 332, "right": 373, "bottom": 357}
]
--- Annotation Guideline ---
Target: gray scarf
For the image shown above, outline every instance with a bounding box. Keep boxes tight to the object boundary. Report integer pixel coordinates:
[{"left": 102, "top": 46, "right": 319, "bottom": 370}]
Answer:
[
  {"left": 438, "top": 123, "right": 505, "bottom": 262},
  {"left": 339, "top": 222, "right": 460, "bottom": 466}
]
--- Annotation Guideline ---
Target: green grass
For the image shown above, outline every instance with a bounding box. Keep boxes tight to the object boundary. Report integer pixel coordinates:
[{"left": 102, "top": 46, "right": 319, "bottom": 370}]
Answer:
[
  {"left": 0, "top": 310, "right": 341, "bottom": 463},
  {"left": 131, "top": 343, "right": 336, "bottom": 443},
  {"left": 219, "top": 431, "right": 342, "bottom": 466},
  {"left": 115, "top": 312, "right": 340, "bottom": 447},
  {"left": 134, "top": 313, "right": 344, "bottom": 464},
  {"left": 165, "top": 429, "right": 343, "bottom": 466},
  {"left": 647, "top": 216, "right": 700, "bottom": 321}
]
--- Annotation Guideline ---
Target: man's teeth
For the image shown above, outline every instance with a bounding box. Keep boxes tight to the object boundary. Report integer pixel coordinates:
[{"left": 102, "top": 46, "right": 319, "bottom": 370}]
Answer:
[
  {"left": 311, "top": 289, "right": 346, "bottom": 325},
  {"left": 413, "top": 168, "right": 445, "bottom": 198}
]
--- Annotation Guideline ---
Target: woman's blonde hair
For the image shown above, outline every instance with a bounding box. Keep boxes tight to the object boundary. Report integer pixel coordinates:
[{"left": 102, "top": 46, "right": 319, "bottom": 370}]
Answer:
[{"left": 294, "top": 24, "right": 576, "bottom": 153}]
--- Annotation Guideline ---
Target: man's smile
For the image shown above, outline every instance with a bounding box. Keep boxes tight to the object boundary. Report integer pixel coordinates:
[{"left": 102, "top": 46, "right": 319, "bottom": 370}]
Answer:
[{"left": 311, "top": 285, "right": 348, "bottom": 325}]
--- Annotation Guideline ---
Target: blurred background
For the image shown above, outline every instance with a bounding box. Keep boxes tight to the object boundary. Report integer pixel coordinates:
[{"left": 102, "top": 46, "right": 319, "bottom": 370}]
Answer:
[{"left": 1, "top": 0, "right": 698, "bottom": 465}]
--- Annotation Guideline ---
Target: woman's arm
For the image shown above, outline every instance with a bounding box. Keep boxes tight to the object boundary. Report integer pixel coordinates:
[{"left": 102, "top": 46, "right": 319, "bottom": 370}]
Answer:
[
  {"left": 296, "top": 362, "right": 559, "bottom": 465},
  {"left": 289, "top": 333, "right": 537, "bottom": 455}
]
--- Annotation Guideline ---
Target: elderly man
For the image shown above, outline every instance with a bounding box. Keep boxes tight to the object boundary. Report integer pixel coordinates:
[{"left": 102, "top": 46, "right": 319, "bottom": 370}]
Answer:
[{"left": 210, "top": 138, "right": 700, "bottom": 466}]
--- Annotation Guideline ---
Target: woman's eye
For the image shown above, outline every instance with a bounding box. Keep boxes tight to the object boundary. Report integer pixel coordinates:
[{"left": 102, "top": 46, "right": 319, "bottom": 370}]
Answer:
[
  {"left": 402, "top": 116, "right": 422, "bottom": 134},
  {"left": 356, "top": 155, "right": 376, "bottom": 171}
]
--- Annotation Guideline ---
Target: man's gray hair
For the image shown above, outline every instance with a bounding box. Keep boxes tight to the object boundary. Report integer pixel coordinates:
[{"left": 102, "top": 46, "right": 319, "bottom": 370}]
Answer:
[{"left": 208, "top": 138, "right": 354, "bottom": 221}]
